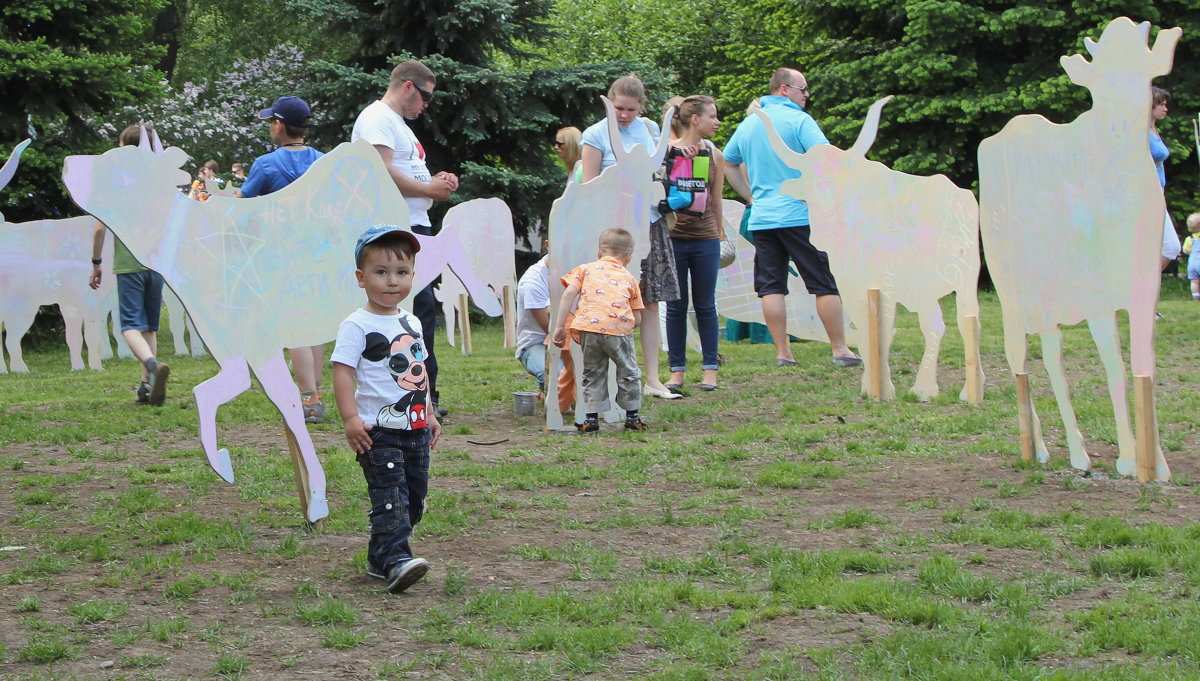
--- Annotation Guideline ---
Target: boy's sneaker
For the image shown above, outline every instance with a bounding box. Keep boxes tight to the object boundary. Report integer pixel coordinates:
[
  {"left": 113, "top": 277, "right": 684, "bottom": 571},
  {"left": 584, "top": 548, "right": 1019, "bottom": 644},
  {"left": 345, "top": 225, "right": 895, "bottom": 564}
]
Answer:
[
  {"left": 577, "top": 416, "right": 600, "bottom": 433},
  {"left": 136, "top": 381, "right": 151, "bottom": 404},
  {"left": 366, "top": 562, "right": 387, "bottom": 581},
  {"left": 148, "top": 361, "right": 170, "bottom": 406},
  {"left": 624, "top": 415, "right": 649, "bottom": 431},
  {"left": 302, "top": 392, "right": 325, "bottom": 424},
  {"left": 387, "top": 557, "right": 429, "bottom": 594}
]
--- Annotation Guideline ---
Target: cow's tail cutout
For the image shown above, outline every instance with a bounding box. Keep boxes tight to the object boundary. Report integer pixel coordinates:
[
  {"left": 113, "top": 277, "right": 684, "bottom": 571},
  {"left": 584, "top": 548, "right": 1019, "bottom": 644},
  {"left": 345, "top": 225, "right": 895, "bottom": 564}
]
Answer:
[
  {"left": 0, "top": 139, "right": 32, "bottom": 196},
  {"left": 849, "top": 96, "right": 895, "bottom": 159}
]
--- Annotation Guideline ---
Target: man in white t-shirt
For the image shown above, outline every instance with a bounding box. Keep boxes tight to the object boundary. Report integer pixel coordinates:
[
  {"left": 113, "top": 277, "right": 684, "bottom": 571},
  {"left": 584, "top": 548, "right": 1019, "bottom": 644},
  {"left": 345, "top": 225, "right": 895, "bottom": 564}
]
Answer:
[
  {"left": 514, "top": 254, "right": 551, "bottom": 390},
  {"left": 352, "top": 60, "right": 459, "bottom": 417}
]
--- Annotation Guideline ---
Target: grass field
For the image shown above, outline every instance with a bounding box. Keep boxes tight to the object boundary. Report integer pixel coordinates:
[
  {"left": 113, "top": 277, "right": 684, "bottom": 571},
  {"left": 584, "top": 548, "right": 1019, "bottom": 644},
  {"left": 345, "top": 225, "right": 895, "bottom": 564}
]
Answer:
[{"left": 1, "top": 285, "right": 1199, "bottom": 680}]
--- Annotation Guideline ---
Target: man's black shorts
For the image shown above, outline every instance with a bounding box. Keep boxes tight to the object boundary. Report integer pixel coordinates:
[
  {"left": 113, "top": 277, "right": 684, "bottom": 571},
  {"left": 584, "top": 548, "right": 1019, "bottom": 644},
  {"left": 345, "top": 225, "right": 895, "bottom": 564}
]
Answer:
[{"left": 752, "top": 225, "right": 839, "bottom": 297}]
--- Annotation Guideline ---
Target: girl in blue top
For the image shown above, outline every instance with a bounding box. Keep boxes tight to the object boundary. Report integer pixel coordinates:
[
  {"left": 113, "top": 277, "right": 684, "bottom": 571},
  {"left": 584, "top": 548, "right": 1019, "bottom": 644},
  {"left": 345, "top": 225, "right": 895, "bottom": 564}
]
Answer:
[
  {"left": 580, "top": 75, "right": 681, "bottom": 400},
  {"left": 1150, "top": 86, "right": 1180, "bottom": 269}
]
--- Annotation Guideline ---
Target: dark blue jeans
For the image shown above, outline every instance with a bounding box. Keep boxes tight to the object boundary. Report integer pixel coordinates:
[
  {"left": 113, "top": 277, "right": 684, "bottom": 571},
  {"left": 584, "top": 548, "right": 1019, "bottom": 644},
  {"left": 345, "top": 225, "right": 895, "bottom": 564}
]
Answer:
[
  {"left": 358, "top": 428, "right": 430, "bottom": 571},
  {"left": 666, "top": 237, "right": 720, "bottom": 372},
  {"left": 411, "top": 224, "right": 439, "bottom": 403}
]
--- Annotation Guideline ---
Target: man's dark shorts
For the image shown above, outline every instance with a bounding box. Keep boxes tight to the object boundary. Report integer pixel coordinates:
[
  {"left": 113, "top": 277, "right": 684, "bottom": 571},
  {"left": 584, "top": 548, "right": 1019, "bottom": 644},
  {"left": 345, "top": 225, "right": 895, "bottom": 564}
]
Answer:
[
  {"left": 752, "top": 225, "right": 839, "bottom": 297},
  {"left": 117, "top": 270, "right": 165, "bottom": 332}
]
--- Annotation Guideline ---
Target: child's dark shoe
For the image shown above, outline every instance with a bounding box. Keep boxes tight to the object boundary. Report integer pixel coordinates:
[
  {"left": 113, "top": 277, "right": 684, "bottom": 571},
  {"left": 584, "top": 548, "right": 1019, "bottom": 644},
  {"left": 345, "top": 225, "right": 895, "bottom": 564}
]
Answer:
[
  {"left": 624, "top": 415, "right": 649, "bottom": 431},
  {"left": 577, "top": 416, "right": 600, "bottom": 433},
  {"left": 387, "top": 557, "right": 429, "bottom": 594}
]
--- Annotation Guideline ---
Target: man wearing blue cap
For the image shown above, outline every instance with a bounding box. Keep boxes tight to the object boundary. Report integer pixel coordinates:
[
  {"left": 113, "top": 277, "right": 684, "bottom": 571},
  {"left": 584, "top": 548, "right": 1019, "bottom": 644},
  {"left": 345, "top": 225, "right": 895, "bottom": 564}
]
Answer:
[
  {"left": 241, "top": 95, "right": 329, "bottom": 423},
  {"left": 240, "top": 96, "right": 323, "bottom": 198}
]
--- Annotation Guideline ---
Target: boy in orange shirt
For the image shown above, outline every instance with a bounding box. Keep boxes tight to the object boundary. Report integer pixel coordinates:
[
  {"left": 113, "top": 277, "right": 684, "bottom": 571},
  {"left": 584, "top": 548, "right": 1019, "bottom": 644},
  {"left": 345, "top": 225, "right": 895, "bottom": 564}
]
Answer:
[{"left": 552, "top": 228, "right": 649, "bottom": 432}]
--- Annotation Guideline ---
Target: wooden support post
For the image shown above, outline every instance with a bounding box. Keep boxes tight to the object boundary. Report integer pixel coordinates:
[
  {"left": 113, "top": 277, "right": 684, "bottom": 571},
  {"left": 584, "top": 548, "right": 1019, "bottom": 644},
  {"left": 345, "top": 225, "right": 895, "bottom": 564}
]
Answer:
[
  {"left": 502, "top": 285, "right": 516, "bottom": 348},
  {"left": 1014, "top": 373, "right": 1035, "bottom": 462},
  {"left": 283, "top": 426, "right": 311, "bottom": 522},
  {"left": 962, "top": 314, "right": 983, "bottom": 404},
  {"left": 866, "top": 288, "right": 882, "bottom": 401},
  {"left": 1133, "top": 374, "right": 1157, "bottom": 483},
  {"left": 458, "top": 293, "right": 473, "bottom": 356}
]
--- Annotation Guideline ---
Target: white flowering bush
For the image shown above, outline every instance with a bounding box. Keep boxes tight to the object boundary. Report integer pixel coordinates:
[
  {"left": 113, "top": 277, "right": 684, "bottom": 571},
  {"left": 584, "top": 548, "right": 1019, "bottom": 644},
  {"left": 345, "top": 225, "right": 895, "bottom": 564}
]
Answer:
[{"left": 102, "top": 45, "right": 318, "bottom": 174}]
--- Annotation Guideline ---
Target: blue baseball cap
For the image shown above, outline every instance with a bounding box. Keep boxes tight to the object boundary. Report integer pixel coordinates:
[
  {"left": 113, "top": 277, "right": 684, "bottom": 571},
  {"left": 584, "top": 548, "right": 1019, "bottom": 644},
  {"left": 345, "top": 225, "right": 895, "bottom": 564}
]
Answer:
[
  {"left": 258, "top": 96, "right": 312, "bottom": 128},
  {"left": 355, "top": 224, "right": 421, "bottom": 265}
]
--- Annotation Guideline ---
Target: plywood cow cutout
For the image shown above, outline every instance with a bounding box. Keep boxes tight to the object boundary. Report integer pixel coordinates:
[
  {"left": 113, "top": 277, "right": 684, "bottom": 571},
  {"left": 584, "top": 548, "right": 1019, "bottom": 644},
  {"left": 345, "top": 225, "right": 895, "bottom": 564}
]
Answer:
[
  {"left": 756, "top": 99, "right": 983, "bottom": 404},
  {"left": 544, "top": 98, "right": 672, "bottom": 430},
  {"left": 434, "top": 198, "right": 516, "bottom": 354},
  {"left": 0, "top": 140, "right": 117, "bottom": 373},
  {"left": 64, "top": 136, "right": 497, "bottom": 521},
  {"left": 979, "top": 18, "right": 1180, "bottom": 480}
]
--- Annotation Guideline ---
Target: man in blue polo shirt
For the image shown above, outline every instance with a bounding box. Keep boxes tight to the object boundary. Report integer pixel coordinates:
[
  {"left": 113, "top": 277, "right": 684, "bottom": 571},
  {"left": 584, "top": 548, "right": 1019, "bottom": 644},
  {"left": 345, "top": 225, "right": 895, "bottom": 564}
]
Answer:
[{"left": 723, "top": 68, "right": 861, "bottom": 368}]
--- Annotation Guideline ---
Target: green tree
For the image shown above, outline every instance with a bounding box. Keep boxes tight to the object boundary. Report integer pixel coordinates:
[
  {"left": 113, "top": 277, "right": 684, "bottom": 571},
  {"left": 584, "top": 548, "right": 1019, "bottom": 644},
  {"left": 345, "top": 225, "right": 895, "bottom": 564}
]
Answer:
[
  {"left": 1, "top": 0, "right": 166, "bottom": 221},
  {"left": 160, "top": 0, "right": 352, "bottom": 85},
  {"left": 711, "top": 0, "right": 1200, "bottom": 228},
  {"left": 302, "top": 0, "right": 671, "bottom": 239},
  {"left": 543, "top": 0, "right": 750, "bottom": 96}
]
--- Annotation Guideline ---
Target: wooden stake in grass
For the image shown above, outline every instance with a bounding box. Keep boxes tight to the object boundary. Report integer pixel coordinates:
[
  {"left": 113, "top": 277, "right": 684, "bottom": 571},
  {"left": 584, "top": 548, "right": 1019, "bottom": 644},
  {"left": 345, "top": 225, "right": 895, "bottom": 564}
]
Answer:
[
  {"left": 284, "top": 427, "right": 312, "bottom": 522},
  {"left": 1133, "top": 375, "right": 1158, "bottom": 482},
  {"left": 962, "top": 314, "right": 983, "bottom": 404},
  {"left": 866, "top": 287, "right": 883, "bottom": 401},
  {"left": 1014, "top": 373, "right": 1035, "bottom": 462},
  {"left": 502, "top": 284, "right": 515, "bottom": 348},
  {"left": 458, "top": 293, "right": 473, "bottom": 356}
]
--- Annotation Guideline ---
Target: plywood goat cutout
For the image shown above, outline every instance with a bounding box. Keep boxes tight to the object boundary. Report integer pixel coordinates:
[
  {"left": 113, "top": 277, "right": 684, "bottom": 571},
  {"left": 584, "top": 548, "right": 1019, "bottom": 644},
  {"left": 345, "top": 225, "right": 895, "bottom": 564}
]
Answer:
[
  {"left": 63, "top": 136, "right": 444, "bottom": 522},
  {"left": 1, "top": 140, "right": 116, "bottom": 373},
  {"left": 757, "top": 97, "right": 983, "bottom": 403},
  {"left": 434, "top": 198, "right": 515, "bottom": 354},
  {"left": 544, "top": 97, "right": 672, "bottom": 430},
  {"left": 979, "top": 17, "right": 1180, "bottom": 481}
]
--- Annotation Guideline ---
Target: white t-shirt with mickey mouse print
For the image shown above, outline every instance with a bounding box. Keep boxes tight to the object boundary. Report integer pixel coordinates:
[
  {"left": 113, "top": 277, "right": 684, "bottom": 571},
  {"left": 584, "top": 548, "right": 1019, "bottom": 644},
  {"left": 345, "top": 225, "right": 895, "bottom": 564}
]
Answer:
[{"left": 330, "top": 307, "right": 429, "bottom": 429}]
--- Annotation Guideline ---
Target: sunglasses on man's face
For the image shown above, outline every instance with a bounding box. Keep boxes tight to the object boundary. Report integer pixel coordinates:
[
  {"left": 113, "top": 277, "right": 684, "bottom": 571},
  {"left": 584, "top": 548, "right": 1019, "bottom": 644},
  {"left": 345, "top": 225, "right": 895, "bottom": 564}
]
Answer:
[{"left": 410, "top": 81, "right": 433, "bottom": 104}]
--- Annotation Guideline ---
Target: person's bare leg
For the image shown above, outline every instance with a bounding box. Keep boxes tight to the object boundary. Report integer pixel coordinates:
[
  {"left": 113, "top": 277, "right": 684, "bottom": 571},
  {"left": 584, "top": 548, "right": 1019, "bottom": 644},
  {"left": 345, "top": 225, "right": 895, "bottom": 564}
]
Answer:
[
  {"left": 289, "top": 346, "right": 320, "bottom": 394},
  {"left": 702, "top": 368, "right": 717, "bottom": 386},
  {"left": 816, "top": 294, "right": 857, "bottom": 358},
  {"left": 1192, "top": 278, "right": 1200, "bottom": 300},
  {"left": 640, "top": 301, "right": 670, "bottom": 392},
  {"left": 309, "top": 344, "right": 325, "bottom": 390},
  {"left": 668, "top": 370, "right": 686, "bottom": 386},
  {"left": 762, "top": 293, "right": 793, "bottom": 363},
  {"left": 122, "top": 329, "right": 156, "bottom": 381}
]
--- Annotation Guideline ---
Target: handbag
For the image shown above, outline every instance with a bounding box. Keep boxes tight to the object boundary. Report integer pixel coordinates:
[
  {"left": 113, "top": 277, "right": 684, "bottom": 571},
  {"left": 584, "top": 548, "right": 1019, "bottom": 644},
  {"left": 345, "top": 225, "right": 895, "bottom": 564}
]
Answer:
[{"left": 718, "top": 229, "right": 736, "bottom": 268}]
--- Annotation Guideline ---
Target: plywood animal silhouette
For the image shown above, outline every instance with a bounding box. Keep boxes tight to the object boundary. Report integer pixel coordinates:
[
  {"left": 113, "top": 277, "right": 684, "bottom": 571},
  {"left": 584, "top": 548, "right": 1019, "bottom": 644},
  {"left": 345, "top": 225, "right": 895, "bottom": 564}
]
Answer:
[
  {"left": 434, "top": 198, "right": 514, "bottom": 352},
  {"left": 979, "top": 18, "right": 1180, "bottom": 480},
  {"left": 757, "top": 97, "right": 983, "bottom": 403},
  {"left": 1, "top": 140, "right": 116, "bottom": 373},
  {"left": 63, "top": 136, "right": 498, "bottom": 521},
  {"left": 544, "top": 97, "right": 672, "bottom": 430},
  {"left": 697, "top": 200, "right": 856, "bottom": 352}
]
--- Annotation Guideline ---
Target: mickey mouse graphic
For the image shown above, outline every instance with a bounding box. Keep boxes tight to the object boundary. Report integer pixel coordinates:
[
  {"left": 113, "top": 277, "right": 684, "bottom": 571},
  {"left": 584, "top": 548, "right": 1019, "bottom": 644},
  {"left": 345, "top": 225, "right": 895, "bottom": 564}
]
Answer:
[{"left": 361, "top": 316, "right": 428, "bottom": 430}]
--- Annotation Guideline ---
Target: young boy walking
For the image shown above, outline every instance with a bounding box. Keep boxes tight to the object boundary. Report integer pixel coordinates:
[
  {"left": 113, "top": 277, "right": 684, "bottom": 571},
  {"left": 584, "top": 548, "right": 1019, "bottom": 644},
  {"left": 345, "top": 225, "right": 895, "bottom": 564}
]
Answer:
[
  {"left": 552, "top": 228, "right": 649, "bottom": 432},
  {"left": 331, "top": 224, "right": 442, "bottom": 593}
]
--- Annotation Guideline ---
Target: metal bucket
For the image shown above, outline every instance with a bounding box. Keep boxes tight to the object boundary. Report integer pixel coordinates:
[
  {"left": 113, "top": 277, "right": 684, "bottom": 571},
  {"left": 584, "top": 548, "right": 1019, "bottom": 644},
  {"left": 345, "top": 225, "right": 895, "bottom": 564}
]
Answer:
[{"left": 513, "top": 391, "right": 539, "bottom": 416}]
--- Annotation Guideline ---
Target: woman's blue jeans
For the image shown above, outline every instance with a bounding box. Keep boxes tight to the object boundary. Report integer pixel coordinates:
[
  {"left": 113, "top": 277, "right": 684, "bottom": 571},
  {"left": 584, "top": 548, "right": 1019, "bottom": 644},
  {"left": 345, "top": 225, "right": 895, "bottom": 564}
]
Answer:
[{"left": 666, "top": 236, "right": 720, "bottom": 372}]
